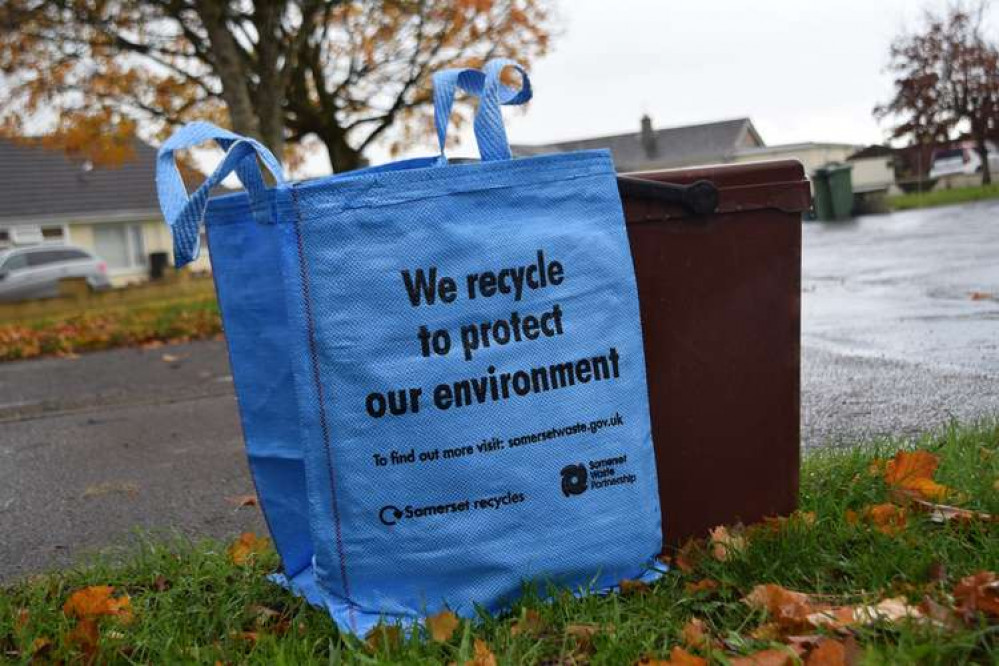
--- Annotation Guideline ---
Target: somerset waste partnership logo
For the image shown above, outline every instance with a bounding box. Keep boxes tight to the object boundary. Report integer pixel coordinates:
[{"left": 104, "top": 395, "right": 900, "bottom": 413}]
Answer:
[{"left": 560, "top": 463, "right": 589, "bottom": 496}]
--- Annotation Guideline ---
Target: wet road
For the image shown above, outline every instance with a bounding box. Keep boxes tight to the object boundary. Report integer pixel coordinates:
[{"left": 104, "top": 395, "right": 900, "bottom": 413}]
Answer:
[{"left": 1, "top": 201, "right": 997, "bottom": 581}]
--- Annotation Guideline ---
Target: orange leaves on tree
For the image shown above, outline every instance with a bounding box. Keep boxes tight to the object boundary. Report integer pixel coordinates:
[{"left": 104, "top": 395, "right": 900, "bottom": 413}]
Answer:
[
  {"left": 227, "top": 532, "right": 270, "bottom": 566},
  {"left": 426, "top": 609, "right": 460, "bottom": 642}
]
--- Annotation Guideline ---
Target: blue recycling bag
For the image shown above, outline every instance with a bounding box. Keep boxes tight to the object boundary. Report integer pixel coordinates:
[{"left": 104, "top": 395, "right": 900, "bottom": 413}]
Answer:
[{"left": 158, "top": 59, "right": 662, "bottom": 634}]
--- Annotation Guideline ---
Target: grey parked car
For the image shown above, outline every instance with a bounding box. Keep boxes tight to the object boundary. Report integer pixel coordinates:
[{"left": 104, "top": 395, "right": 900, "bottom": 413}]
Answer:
[{"left": 0, "top": 244, "right": 111, "bottom": 302}]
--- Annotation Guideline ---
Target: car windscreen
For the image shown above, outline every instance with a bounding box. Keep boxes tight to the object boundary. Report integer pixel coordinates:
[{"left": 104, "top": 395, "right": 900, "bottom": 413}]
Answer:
[{"left": 26, "top": 249, "right": 89, "bottom": 266}]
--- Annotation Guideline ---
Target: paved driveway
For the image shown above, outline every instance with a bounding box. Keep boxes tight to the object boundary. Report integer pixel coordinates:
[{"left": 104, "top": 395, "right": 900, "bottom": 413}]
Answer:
[{"left": 1, "top": 201, "right": 997, "bottom": 581}]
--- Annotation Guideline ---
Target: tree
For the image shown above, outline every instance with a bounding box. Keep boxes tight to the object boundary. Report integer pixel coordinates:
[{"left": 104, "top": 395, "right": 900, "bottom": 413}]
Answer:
[
  {"left": 875, "top": 2, "right": 999, "bottom": 185},
  {"left": 0, "top": 1, "right": 553, "bottom": 172}
]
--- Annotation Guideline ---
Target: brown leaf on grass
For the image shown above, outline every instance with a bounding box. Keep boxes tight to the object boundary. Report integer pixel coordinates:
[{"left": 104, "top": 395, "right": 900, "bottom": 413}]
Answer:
[
  {"left": 565, "top": 622, "right": 611, "bottom": 653},
  {"left": 684, "top": 579, "right": 720, "bottom": 595},
  {"left": 30, "top": 636, "right": 52, "bottom": 657},
  {"left": 743, "top": 584, "right": 825, "bottom": 630},
  {"left": 227, "top": 532, "right": 270, "bottom": 566},
  {"left": 14, "top": 608, "right": 29, "bottom": 631},
  {"left": 671, "top": 538, "right": 705, "bottom": 573},
  {"left": 808, "top": 597, "right": 923, "bottom": 629},
  {"left": 426, "top": 609, "right": 460, "bottom": 642},
  {"left": 919, "top": 596, "right": 964, "bottom": 630},
  {"left": 953, "top": 571, "right": 999, "bottom": 620},
  {"left": 464, "top": 638, "right": 497, "bottom": 666},
  {"left": 365, "top": 624, "right": 401, "bottom": 652},
  {"left": 895, "top": 494, "right": 996, "bottom": 524},
  {"left": 67, "top": 617, "right": 99, "bottom": 656},
  {"left": 883, "top": 450, "right": 951, "bottom": 501},
  {"left": 729, "top": 648, "right": 795, "bottom": 666},
  {"left": 509, "top": 609, "right": 545, "bottom": 637},
  {"left": 227, "top": 494, "right": 258, "bottom": 508},
  {"left": 619, "top": 579, "right": 651, "bottom": 596},
  {"left": 749, "top": 622, "right": 783, "bottom": 641},
  {"left": 153, "top": 574, "right": 171, "bottom": 592},
  {"left": 63, "top": 585, "right": 133, "bottom": 623},
  {"left": 680, "top": 617, "right": 709, "bottom": 649},
  {"left": 867, "top": 503, "right": 908, "bottom": 535},
  {"left": 804, "top": 637, "right": 860, "bottom": 666},
  {"left": 637, "top": 646, "right": 707, "bottom": 665},
  {"left": 709, "top": 525, "right": 746, "bottom": 561}
]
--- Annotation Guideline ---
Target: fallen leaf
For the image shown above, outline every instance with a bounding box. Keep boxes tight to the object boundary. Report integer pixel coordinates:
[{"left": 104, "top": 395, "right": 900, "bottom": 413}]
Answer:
[
  {"left": 464, "top": 638, "right": 497, "bottom": 666},
  {"left": 953, "top": 571, "right": 999, "bottom": 620},
  {"left": 140, "top": 340, "right": 165, "bottom": 350},
  {"left": 883, "top": 450, "right": 950, "bottom": 501},
  {"left": 248, "top": 604, "right": 280, "bottom": 627},
  {"left": 684, "top": 579, "right": 720, "bottom": 595},
  {"left": 808, "top": 597, "right": 923, "bottom": 629},
  {"left": 680, "top": 617, "right": 709, "bottom": 649},
  {"left": 161, "top": 353, "right": 180, "bottom": 363},
  {"left": 864, "top": 503, "right": 908, "bottom": 535},
  {"left": 743, "top": 584, "right": 825, "bottom": 630},
  {"left": 565, "top": 622, "right": 609, "bottom": 652},
  {"left": 710, "top": 525, "right": 746, "bottom": 561},
  {"left": 365, "top": 624, "right": 401, "bottom": 652},
  {"left": 805, "top": 638, "right": 847, "bottom": 666},
  {"left": 227, "top": 494, "right": 258, "bottom": 508},
  {"left": 67, "top": 617, "right": 99, "bottom": 655},
  {"left": 672, "top": 538, "right": 704, "bottom": 573},
  {"left": 227, "top": 532, "right": 270, "bottom": 566},
  {"left": 919, "top": 595, "right": 963, "bottom": 630},
  {"left": 784, "top": 634, "right": 823, "bottom": 655},
  {"left": 729, "top": 648, "right": 795, "bottom": 666},
  {"left": 153, "top": 574, "right": 171, "bottom": 592},
  {"left": 749, "top": 622, "right": 783, "bottom": 641},
  {"left": 14, "top": 608, "right": 29, "bottom": 631},
  {"left": 619, "top": 579, "right": 651, "bottom": 596},
  {"left": 638, "top": 646, "right": 707, "bottom": 665},
  {"left": 898, "top": 495, "right": 996, "bottom": 524},
  {"left": 30, "top": 637, "right": 52, "bottom": 656},
  {"left": 426, "top": 609, "right": 460, "bottom": 642},
  {"left": 510, "top": 608, "right": 544, "bottom": 637},
  {"left": 63, "top": 586, "right": 133, "bottom": 622}
]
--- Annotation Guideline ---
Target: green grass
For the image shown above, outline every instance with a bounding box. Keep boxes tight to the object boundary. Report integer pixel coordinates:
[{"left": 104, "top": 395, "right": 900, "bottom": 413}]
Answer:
[
  {"left": 2, "top": 420, "right": 998, "bottom": 664},
  {"left": 888, "top": 183, "right": 999, "bottom": 211}
]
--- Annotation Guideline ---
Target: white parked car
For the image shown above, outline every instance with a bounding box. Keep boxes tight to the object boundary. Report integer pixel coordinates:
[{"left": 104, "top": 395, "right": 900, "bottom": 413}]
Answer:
[
  {"left": 928, "top": 141, "right": 999, "bottom": 179},
  {"left": 0, "top": 244, "right": 111, "bottom": 302}
]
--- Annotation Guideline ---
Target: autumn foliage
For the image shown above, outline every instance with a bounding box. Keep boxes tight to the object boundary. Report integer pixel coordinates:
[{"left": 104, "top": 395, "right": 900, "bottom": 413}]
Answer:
[{"left": 0, "top": 1, "right": 554, "bottom": 172}]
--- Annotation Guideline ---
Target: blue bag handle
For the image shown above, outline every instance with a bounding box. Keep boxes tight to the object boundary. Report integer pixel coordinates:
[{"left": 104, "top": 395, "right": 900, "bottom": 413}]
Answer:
[
  {"left": 433, "top": 60, "right": 532, "bottom": 163},
  {"left": 156, "top": 121, "right": 285, "bottom": 267},
  {"left": 475, "top": 58, "right": 533, "bottom": 162}
]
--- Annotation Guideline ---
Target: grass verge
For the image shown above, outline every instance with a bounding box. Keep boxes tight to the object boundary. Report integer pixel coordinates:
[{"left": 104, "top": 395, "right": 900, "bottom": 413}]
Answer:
[
  {"left": 0, "top": 296, "right": 221, "bottom": 362},
  {"left": 888, "top": 183, "right": 999, "bottom": 211},
  {"left": 2, "top": 420, "right": 998, "bottom": 664}
]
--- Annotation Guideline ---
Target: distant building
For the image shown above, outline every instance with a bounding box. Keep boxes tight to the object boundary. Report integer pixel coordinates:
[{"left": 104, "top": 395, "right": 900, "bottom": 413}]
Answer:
[
  {"left": 512, "top": 116, "right": 765, "bottom": 171},
  {"left": 846, "top": 145, "right": 898, "bottom": 195},
  {"left": 0, "top": 138, "right": 208, "bottom": 285},
  {"left": 513, "top": 115, "right": 866, "bottom": 178}
]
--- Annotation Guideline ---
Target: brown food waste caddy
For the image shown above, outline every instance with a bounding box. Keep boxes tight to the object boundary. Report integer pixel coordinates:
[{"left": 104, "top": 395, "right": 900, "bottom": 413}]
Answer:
[{"left": 618, "top": 160, "right": 812, "bottom": 551}]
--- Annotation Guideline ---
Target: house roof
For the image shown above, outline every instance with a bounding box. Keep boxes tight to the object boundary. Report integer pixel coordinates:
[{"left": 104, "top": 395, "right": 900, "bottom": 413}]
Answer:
[
  {"left": 847, "top": 144, "right": 895, "bottom": 161},
  {"left": 0, "top": 138, "right": 161, "bottom": 224},
  {"left": 511, "top": 117, "right": 763, "bottom": 171}
]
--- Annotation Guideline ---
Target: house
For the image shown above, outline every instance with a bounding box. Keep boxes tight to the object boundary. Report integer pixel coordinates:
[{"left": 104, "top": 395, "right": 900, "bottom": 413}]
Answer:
[
  {"left": 513, "top": 116, "right": 867, "bottom": 184},
  {"left": 512, "top": 116, "right": 765, "bottom": 172},
  {"left": 845, "top": 145, "right": 898, "bottom": 195},
  {"left": 0, "top": 138, "right": 209, "bottom": 286}
]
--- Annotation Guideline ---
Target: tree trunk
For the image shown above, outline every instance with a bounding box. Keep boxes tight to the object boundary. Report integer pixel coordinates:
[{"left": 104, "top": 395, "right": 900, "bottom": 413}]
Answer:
[
  {"left": 318, "top": 126, "right": 366, "bottom": 173},
  {"left": 975, "top": 135, "right": 992, "bottom": 186},
  {"left": 195, "top": 2, "right": 262, "bottom": 144}
]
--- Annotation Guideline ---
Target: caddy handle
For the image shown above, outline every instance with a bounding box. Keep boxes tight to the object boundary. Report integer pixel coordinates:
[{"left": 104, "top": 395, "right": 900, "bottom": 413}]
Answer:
[{"left": 616, "top": 176, "right": 719, "bottom": 216}]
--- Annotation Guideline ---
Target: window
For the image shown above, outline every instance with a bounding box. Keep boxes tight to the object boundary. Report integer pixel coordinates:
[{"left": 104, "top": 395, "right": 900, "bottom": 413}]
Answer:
[
  {"left": 1, "top": 253, "right": 28, "bottom": 272},
  {"left": 93, "top": 223, "right": 146, "bottom": 271},
  {"left": 41, "top": 226, "right": 65, "bottom": 243},
  {"left": 0, "top": 229, "right": 10, "bottom": 248},
  {"left": 27, "top": 250, "right": 67, "bottom": 266}
]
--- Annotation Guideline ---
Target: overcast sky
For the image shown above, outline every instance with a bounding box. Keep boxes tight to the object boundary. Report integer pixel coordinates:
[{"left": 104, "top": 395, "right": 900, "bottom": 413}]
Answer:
[{"left": 316, "top": 0, "right": 981, "bottom": 174}]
